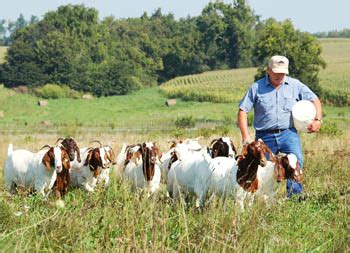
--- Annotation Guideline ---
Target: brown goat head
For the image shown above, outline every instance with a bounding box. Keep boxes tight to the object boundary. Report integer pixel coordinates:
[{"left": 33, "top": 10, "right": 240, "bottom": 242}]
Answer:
[
  {"left": 274, "top": 154, "right": 303, "bottom": 183},
  {"left": 61, "top": 138, "right": 81, "bottom": 163},
  {"left": 84, "top": 148, "right": 105, "bottom": 178},
  {"left": 141, "top": 142, "right": 158, "bottom": 181}
]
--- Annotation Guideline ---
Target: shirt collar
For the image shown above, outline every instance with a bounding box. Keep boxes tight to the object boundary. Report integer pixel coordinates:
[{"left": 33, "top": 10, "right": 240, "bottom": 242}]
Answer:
[{"left": 265, "top": 74, "right": 290, "bottom": 87}]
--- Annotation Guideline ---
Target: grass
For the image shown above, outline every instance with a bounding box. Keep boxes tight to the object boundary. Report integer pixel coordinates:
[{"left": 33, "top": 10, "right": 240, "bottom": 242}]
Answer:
[
  {"left": 0, "top": 85, "right": 238, "bottom": 134},
  {"left": 0, "top": 129, "right": 348, "bottom": 251},
  {"left": 0, "top": 84, "right": 348, "bottom": 136},
  {"left": 319, "top": 38, "right": 350, "bottom": 96}
]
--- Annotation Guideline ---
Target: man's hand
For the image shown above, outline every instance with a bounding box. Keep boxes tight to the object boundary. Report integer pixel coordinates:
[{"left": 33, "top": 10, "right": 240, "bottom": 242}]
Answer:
[
  {"left": 307, "top": 119, "right": 322, "bottom": 133},
  {"left": 242, "top": 138, "right": 251, "bottom": 145}
]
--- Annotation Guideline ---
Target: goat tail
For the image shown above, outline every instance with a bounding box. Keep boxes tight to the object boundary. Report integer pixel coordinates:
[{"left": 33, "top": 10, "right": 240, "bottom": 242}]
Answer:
[{"left": 7, "top": 143, "right": 13, "bottom": 156}]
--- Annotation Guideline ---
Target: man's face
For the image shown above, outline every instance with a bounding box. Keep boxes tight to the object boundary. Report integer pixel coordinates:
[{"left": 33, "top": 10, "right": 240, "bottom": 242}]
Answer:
[{"left": 268, "top": 68, "right": 286, "bottom": 87}]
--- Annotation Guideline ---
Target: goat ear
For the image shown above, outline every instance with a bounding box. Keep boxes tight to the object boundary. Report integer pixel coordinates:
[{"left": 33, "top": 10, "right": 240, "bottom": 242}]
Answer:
[
  {"left": 296, "top": 161, "right": 303, "bottom": 182},
  {"left": 93, "top": 167, "right": 100, "bottom": 178},
  {"left": 130, "top": 145, "right": 141, "bottom": 153},
  {"left": 75, "top": 144, "right": 81, "bottom": 163},
  {"left": 264, "top": 144, "right": 276, "bottom": 162},
  {"left": 236, "top": 155, "right": 243, "bottom": 162},
  {"left": 241, "top": 144, "right": 249, "bottom": 157},
  {"left": 281, "top": 156, "right": 289, "bottom": 168},
  {"left": 273, "top": 159, "right": 281, "bottom": 179},
  {"left": 84, "top": 150, "right": 93, "bottom": 166},
  {"left": 42, "top": 148, "right": 53, "bottom": 171},
  {"left": 231, "top": 141, "right": 237, "bottom": 155}
]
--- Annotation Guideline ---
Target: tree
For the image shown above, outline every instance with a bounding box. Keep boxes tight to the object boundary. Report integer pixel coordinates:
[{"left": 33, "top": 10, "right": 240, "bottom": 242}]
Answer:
[
  {"left": 196, "top": 2, "right": 228, "bottom": 69},
  {"left": 0, "top": 19, "right": 6, "bottom": 44},
  {"left": 253, "top": 18, "right": 326, "bottom": 95},
  {"left": 196, "top": 0, "right": 256, "bottom": 69},
  {"left": 15, "top": 14, "right": 27, "bottom": 30},
  {"left": 224, "top": 0, "right": 256, "bottom": 68},
  {"left": 29, "top": 15, "right": 39, "bottom": 25},
  {"left": 1, "top": 5, "right": 162, "bottom": 95}
]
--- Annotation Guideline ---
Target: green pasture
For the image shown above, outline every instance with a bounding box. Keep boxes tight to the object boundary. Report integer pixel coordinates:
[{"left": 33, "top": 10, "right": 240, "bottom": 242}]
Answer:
[
  {"left": 0, "top": 85, "right": 237, "bottom": 135},
  {"left": 0, "top": 84, "right": 349, "bottom": 135}
]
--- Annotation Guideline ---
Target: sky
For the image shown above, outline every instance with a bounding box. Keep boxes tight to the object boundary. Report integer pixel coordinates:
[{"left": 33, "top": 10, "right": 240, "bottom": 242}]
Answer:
[{"left": 0, "top": 0, "right": 349, "bottom": 33}]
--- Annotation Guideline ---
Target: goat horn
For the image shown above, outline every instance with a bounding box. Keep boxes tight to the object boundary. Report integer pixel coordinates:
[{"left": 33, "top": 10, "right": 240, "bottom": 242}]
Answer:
[
  {"left": 40, "top": 144, "right": 51, "bottom": 150},
  {"left": 55, "top": 137, "right": 64, "bottom": 145},
  {"left": 209, "top": 139, "right": 218, "bottom": 145},
  {"left": 90, "top": 140, "right": 103, "bottom": 148}
]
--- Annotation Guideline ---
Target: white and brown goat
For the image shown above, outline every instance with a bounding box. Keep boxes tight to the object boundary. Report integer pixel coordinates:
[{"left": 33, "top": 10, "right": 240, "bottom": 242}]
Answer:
[
  {"left": 209, "top": 137, "right": 237, "bottom": 158},
  {"left": 122, "top": 142, "right": 162, "bottom": 194},
  {"left": 69, "top": 141, "right": 111, "bottom": 192},
  {"left": 4, "top": 144, "right": 70, "bottom": 197},
  {"left": 52, "top": 137, "right": 81, "bottom": 198}
]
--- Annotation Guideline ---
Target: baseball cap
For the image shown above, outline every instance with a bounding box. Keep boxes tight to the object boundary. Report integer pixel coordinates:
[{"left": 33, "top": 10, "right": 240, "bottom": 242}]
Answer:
[{"left": 268, "top": 55, "right": 289, "bottom": 74}]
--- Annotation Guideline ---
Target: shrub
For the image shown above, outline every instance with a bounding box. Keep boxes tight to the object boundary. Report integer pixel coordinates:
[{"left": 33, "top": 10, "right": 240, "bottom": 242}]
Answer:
[
  {"left": 321, "top": 90, "right": 349, "bottom": 106},
  {"left": 318, "top": 121, "right": 343, "bottom": 136},
  {"left": 35, "top": 83, "right": 81, "bottom": 99},
  {"left": 175, "top": 116, "right": 195, "bottom": 128}
]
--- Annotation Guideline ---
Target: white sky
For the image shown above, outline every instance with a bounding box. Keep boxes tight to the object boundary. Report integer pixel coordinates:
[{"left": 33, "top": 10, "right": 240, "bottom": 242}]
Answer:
[{"left": 0, "top": 0, "right": 349, "bottom": 33}]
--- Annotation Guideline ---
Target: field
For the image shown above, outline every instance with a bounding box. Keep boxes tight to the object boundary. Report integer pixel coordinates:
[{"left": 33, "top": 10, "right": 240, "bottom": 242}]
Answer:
[
  {"left": 0, "top": 46, "right": 7, "bottom": 64},
  {"left": 0, "top": 40, "right": 349, "bottom": 251},
  {"left": 319, "top": 38, "right": 350, "bottom": 95},
  {"left": 161, "top": 38, "right": 350, "bottom": 103}
]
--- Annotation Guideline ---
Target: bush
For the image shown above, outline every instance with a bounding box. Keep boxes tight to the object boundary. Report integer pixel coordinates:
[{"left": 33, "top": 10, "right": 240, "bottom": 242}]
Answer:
[
  {"left": 175, "top": 116, "right": 195, "bottom": 128},
  {"left": 318, "top": 121, "right": 343, "bottom": 136},
  {"left": 321, "top": 90, "right": 349, "bottom": 106},
  {"left": 35, "top": 83, "right": 81, "bottom": 99}
]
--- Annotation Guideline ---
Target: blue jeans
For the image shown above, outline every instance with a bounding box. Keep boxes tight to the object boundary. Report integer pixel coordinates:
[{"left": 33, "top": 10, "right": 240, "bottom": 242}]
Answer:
[{"left": 255, "top": 128, "right": 303, "bottom": 197}]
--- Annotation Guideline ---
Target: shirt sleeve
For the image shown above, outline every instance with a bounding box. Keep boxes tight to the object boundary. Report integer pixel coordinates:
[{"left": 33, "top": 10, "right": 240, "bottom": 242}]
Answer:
[
  {"left": 239, "top": 84, "right": 256, "bottom": 113},
  {"left": 298, "top": 80, "right": 318, "bottom": 101}
]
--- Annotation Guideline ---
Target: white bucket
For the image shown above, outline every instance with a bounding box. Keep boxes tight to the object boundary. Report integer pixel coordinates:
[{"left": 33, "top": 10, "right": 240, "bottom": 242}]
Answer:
[{"left": 292, "top": 100, "right": 316, "bottom": 132}]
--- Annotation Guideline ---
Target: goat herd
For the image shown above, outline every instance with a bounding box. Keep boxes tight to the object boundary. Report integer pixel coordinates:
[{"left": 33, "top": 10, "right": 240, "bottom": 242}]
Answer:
[{"left": 3, "top": 137, "right": 303, "bottom": 208}]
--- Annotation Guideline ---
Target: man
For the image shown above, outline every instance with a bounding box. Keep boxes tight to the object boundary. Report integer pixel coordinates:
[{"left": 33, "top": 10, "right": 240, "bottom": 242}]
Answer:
[{"left": 237, "top": 55, "right": 322, "bottom": 197}]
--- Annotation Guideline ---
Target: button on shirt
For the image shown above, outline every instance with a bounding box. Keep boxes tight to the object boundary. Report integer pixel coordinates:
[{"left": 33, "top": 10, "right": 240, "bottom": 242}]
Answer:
[{"left": 239, "top": 75, "right": 318, "bottom": 131}]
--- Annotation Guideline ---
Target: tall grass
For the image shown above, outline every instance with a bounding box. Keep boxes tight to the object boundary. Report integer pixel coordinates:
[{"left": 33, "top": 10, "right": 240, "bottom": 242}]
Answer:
[{"left": 0, "top": 130, "right": 348, "bottom": 251}]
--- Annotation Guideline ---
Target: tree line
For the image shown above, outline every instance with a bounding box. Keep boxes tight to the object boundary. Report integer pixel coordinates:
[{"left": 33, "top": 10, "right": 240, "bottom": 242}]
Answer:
[
  {"left": 0, "top": 14, "right": 39, "bottom": 46},
  {"left": 0, "top": 1, "right": 327, "bottom": 98},
  {"left": 313, "top": 29, "right": 350, "bottom": 38}
]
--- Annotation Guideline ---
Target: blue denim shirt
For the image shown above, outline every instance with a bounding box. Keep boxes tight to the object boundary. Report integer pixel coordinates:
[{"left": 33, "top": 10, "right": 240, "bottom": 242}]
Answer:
[{"left": 239, "top": 75, "right": 318, "bottom": 131}]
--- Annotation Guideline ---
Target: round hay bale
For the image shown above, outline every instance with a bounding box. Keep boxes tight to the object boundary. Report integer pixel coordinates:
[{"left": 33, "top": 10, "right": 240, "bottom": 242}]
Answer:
[
  {"left": 165, "top": 99, "right": 177, "bottom": 106},
  {"left": 82, "top": 94, "right": 93, "bottom": 99},
  {"left": 38, "top": 100, "right": 48, "bottom": 106}
]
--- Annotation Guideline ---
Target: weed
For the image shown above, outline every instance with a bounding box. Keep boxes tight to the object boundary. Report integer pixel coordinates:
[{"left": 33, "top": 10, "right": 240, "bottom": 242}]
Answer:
[{"left": 175, "top": 116, "right": 195, "bottom": 129}]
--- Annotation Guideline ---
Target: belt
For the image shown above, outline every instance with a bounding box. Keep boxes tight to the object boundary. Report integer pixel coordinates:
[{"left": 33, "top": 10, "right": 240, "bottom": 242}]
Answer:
[{"left": 257, "top": 128, "right": 289, "bottom": 134}]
